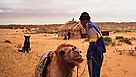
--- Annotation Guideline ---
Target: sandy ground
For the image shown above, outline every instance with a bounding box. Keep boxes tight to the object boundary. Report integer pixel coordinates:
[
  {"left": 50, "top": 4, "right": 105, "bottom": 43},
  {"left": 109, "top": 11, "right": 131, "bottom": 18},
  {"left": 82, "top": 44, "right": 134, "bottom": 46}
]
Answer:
[{"left": 0, "top": 29, "right": 136, "bottom": 77}]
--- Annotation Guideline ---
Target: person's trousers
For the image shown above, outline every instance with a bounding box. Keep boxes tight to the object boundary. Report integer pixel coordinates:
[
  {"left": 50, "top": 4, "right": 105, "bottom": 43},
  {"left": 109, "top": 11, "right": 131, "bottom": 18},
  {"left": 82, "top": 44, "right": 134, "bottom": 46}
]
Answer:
[{"left": 87, "top": 55, "right": 103, "bottom": 77}]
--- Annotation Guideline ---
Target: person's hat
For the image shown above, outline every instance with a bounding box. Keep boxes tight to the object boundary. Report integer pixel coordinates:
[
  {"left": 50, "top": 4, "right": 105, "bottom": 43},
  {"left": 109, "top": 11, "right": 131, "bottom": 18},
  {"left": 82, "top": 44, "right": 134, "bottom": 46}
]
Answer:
[{"left": 79, "top": 12, "right": 91, "bottom": 20}]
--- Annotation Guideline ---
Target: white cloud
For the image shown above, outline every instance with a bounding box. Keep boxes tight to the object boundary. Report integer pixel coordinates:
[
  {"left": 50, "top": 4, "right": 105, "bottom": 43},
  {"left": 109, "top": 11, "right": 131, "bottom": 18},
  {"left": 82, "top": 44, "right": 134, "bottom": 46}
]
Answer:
[
  {"left": 0, "top": 0, "right": 136, "bottom": 24},
  {"left": 0, "top": 9, "right": 11, "bottom": 13}
]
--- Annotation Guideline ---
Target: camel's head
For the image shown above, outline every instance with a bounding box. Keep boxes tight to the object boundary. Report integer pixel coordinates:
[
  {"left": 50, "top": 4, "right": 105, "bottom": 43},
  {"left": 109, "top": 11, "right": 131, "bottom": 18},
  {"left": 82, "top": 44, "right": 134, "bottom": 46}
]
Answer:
[{"left": 55, "top": 44, "right": 84, "bottom": 66}]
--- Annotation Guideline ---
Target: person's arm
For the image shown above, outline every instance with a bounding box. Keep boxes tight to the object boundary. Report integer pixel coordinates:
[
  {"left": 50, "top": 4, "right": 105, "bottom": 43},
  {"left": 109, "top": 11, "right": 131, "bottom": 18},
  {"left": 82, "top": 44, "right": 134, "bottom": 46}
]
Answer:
[{"left": 84, "top": 25, "right": 98, "bottom": 42}]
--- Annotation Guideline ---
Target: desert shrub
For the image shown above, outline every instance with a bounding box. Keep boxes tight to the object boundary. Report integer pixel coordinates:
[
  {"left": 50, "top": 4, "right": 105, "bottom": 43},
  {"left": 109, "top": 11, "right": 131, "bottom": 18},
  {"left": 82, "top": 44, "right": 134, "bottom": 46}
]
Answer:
[
  {"left": 116, "top": 36, "right": 132, "bottom": 45},
  {"left": 131, "top": 37, "right": 136, "bottom": 40},
  {"left": 104, "top": 41, "right": 110, "bottom": 46},
  {"left": 123, "top": 38, "right": 132, "bottom": 45},
  {"left": 119, "top": 38, "right": 132, "bottom": 45},
  {"left": 111, "top": 42, "right": 116, "bottom": 46},
  {"left": 116, "top": 36, "right": 124, "bottom": 40},
  {"left": 103, "top": 36, "right": 112, "bottom": 42},
  {"left": 115, "top": 30, "right": 122, "bottom": 32},
  {"left": 22, "top": 30, "right": 24, "bottom": 32},
  {"left": 103, "top": 36, "right": 112, "bottom": 46},
  {"left": 117, "top": 42, "right": 122, "bottom": 46}
]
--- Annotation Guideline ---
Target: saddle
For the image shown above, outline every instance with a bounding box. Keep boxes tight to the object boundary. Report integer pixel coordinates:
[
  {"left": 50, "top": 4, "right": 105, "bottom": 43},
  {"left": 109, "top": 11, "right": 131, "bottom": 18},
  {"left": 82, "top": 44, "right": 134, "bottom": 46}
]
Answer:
[{"left": 35, "top": 50, "right": 53, "bottom": 77}]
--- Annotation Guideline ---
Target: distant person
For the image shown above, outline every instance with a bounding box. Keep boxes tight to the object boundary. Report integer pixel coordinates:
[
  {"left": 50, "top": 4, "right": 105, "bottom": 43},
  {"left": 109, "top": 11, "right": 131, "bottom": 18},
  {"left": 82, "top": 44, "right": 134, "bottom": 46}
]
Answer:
[
  {"left": 79, "top": 12, "right": 106, "bottom": 77},
  {"left": 67, "top": 31, "right": 71, "bottom": 40},
  {"left": 63, "top": 31, "right": 67, "bottom": 40}
]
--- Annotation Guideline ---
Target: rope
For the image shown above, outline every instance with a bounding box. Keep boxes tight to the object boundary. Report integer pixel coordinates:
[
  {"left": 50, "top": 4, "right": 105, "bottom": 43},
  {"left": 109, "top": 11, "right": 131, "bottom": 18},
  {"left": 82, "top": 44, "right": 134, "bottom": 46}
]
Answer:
[{"left": 77, "top": 60, "right": 87, "bottom": 77}]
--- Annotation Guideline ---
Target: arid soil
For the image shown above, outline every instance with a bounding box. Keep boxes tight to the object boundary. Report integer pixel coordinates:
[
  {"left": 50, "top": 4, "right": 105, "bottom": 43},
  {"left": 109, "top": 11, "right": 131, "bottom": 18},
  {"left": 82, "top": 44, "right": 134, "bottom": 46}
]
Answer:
[{"left": 0, "top": 29, "right": 136, "bottom": 77}]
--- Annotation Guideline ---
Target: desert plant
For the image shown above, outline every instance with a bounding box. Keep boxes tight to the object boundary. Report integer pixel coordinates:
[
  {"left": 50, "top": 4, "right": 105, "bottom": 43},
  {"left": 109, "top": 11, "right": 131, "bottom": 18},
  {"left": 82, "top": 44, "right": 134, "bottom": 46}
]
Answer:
[
  {"left": 116, "top": 36, "right": 124, "bottom": 40},
  {"left": 119, "top": 38, "right": 132, "bottom": 45},
  {"left": 103, "top": 36, "right": 112, "bottom": 46},
  {"left": 103, "top": 36, "right": 112, "bottom": 42},
  {"left": 104, "top": 41, "right": 110, "bottom": 46},
  {"left": 111, "top": 42, "right": 116, "bottom": 46},
  {"left": 116, "top": 36, "right": 132, "bottom": 45}
]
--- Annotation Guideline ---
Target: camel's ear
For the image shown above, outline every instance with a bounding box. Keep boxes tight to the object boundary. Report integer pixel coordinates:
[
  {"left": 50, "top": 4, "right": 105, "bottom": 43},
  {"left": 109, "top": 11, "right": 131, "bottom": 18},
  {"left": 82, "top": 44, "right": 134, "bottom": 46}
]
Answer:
[{"left": 58, "top": 50, "right": 65, "bottom": 55}]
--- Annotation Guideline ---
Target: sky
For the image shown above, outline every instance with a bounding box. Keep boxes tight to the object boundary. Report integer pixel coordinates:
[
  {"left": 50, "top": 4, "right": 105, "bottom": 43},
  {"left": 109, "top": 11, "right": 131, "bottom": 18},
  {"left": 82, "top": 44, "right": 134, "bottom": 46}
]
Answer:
[{"left": 0, "top": 0, "right": 136, "bottom": 24}]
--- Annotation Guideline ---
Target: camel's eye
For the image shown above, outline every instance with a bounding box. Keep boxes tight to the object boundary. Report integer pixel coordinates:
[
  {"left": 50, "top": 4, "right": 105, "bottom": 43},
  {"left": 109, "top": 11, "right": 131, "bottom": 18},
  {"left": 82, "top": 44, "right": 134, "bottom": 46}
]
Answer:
[
  {"left": 71, "top": 47, "right": 79, "bottom": 53},
  {"left": 80, "top": 51, "right": 82, "bottom": 53},
  {"left": 72, "top": 46, "right": 76, "bottom": 51},
  {"left": 72, "top": 48, "right": 75, "bottom": 51}
]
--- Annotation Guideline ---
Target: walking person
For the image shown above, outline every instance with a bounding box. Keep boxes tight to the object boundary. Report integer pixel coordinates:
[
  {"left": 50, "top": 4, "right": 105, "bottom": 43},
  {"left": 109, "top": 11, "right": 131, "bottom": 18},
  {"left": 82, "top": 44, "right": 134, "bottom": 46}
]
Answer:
[{"left": 79, "top": 12, "right": 106, "bottom": 77}]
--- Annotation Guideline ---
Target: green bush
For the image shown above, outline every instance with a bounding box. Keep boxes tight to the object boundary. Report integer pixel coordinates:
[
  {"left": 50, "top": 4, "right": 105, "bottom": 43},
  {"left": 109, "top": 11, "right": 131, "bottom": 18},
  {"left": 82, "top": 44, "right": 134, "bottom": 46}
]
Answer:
[
  {"left": 119, "top": 38, "right": 132, "bottom": 45},
  {"left": 115, "top": 36, "right": 132, "bottom": 45},
  {"left": 104, "top": 41, "right": 110, "bottom": 46},
  {"left": 103, "top": 36, "right": 112, "bottom": 46},
  {"left": 116, "top": 36, "right": 124, "bottom": 40},
  {"left": 103, "top": 36, "right": 112, "bottom": 42},
  {"left": 123, "top": 38, "right": 132, "bottom": 45}
]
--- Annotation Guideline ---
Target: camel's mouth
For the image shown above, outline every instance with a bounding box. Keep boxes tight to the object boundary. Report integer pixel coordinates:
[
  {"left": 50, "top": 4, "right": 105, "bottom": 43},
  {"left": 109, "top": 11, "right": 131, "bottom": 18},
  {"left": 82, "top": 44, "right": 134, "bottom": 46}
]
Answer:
[{"left": 74, "top": 57, "right": 84, "bottom": 63}]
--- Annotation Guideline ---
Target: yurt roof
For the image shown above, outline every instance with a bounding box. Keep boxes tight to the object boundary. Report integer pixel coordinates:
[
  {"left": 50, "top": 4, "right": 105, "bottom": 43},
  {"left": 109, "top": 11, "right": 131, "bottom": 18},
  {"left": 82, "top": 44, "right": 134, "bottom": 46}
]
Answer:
[{"left": 59, "top": 20, "right": 83, "bottom": 30}]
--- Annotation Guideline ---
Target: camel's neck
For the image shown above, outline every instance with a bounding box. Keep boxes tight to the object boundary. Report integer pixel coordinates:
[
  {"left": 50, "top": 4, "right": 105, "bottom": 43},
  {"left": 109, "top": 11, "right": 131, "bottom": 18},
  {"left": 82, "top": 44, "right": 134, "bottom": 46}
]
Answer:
[
  {"left": 46, "top": 55, "right": 75, "bottom": 77},
  {"left": 57, "top": 56, "right": 74, "bottom": 77}
]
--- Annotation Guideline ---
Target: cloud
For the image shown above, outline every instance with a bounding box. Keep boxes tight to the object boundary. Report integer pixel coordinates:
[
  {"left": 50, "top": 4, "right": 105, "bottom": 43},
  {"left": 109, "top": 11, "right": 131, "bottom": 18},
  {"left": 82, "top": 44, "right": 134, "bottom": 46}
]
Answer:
[
  {"left": 0, "top": 0, "right": 136, "bottom": 22},
  {"left": 0, "top": 7, "right": 12, "bottom": 13}
]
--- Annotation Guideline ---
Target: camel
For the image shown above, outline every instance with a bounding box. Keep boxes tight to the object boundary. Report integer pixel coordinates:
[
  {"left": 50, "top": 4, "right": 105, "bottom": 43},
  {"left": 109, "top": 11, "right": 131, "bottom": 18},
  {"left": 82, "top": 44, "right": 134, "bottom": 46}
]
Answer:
[{"left": 43, "top": 44, "right": 84, "bottom": 77}]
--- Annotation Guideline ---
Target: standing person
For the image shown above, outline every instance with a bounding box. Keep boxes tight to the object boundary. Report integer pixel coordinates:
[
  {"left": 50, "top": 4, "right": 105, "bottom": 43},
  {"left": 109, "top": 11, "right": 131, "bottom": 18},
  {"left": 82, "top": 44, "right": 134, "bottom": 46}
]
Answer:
[
  {"left": 79, "top": 12, "right": 106, "bottom": 77},
  {"left": 63, "top": 30, "right": 67, "bottom": 40},
  {"left": 67, "top": 31, "right": 71, "bottom": 40}
]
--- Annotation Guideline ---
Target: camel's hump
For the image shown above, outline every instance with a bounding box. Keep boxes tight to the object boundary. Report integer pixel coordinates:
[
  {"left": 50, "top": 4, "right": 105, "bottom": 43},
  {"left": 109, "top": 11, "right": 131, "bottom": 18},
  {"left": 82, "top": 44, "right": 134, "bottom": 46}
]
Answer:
[{"left": 35, "top": 50, "right": 52, "bottom": 77}]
